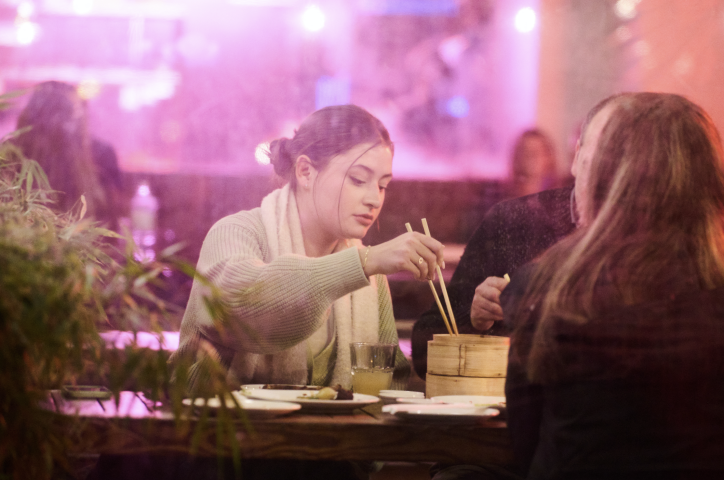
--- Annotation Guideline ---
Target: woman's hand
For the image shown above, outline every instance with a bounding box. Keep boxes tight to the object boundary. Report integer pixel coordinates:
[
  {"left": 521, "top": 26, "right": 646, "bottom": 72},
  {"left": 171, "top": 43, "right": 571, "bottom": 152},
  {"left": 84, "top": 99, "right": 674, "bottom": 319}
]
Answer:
[{"left": 360, "top": 232, "right": 444, "bottom": 280}]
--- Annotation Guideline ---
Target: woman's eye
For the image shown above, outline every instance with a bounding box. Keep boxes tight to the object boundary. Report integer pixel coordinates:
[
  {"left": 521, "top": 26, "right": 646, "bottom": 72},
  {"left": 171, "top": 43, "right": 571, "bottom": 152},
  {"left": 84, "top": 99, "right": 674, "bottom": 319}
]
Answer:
[
  {"left": 350, "top": 177, "right": 365, "bottom": 186},
  {"left": 378, "top": 185, "right": 387, "bottom": 192}
]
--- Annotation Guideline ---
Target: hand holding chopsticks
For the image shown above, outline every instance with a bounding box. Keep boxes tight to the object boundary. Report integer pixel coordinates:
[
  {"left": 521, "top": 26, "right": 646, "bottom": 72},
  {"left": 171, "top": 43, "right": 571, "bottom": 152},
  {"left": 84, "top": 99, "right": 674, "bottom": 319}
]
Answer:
[
  {"left": 358, "top": 224, "right": 444, "bottom": 279},
  {"left": 406, "top": 219, "right": 459, "bottom": 336},
  {"left": 405, "top": 223, "right": 454, "bottom": 336}
]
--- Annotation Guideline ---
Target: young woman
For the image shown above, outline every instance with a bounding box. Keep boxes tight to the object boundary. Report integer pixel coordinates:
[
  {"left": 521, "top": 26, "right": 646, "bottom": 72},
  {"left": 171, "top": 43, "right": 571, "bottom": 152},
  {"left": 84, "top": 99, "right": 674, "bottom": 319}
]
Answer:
[
  {"left": 502, "top": 93, "right": 724, "bottom": 479},
  {"left": 172, "top": 105, "right": 444, "bottom": 392}
]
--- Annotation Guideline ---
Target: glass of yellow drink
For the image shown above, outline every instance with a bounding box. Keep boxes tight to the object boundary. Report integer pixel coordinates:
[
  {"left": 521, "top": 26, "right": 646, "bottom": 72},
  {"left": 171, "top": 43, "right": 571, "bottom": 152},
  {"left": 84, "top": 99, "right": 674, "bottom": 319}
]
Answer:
[{"left": 350, "top": 343, "right": 396, "bottom": 396}]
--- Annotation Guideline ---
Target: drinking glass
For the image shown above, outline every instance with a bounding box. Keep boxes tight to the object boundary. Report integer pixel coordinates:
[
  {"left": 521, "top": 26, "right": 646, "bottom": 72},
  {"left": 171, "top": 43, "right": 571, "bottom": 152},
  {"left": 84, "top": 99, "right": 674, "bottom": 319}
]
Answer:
[{"left": 349, "top": 343, "right": 396, "bottom": 396}]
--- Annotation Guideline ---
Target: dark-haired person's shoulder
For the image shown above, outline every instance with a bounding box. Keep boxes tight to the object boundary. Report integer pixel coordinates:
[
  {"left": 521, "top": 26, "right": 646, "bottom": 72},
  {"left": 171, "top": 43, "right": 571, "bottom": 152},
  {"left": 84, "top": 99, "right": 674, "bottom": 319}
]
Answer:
[
  {"left": 472, "top": 187, "right": 574, "bottom": 259},
  {"left": 484, "top": 187, "right": 573, "bottom": 230}
]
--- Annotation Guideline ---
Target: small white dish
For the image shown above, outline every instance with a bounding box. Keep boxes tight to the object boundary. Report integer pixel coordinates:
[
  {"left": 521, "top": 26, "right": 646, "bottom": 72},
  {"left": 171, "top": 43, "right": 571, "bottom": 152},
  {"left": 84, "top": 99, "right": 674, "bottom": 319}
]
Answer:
[
  {"left": 378, "top": 390, "right": 425, "bottom": 405},
  {"left": 382, "top": 403, "right": 499, "bottom": 423},
  {"left": 182, "top": 391, "right": 301, "bottom": 419},
  {"left": 430, "top": 395, "right": 506, "bottom": 407},
  {"left": 240, "top": 384, "right": 319, "bottom": 393},
  {"left": 245, "top": 389, "right": 379, "bottom": 413},
  {"left": 396, "top": 397, "right": 444, "bottom": 405}
]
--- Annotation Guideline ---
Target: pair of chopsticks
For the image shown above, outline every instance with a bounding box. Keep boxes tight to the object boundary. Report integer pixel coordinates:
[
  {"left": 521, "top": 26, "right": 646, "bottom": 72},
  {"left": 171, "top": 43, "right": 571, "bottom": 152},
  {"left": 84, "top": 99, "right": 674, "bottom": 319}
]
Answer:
[{"left": 406, "top": 219, "right": 459, "bottom": 336}]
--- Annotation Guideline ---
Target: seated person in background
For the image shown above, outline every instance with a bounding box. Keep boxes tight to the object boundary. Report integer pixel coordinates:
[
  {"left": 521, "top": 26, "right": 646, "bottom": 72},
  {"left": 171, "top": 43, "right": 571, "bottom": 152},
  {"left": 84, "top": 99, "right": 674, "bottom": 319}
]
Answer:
[
  {"left": 502, "top": 92, "right": 724, "bottom": 479},
  {"left": 171, "top": 104, "right": 445, "bottom": 394},
  {"left": 14, "top": 81, "right": 122, "bottom": 228},
  {"left": 411, "top": 99, "right": 621, "bottom": 379},
  {"left": 509, "top": 129, "right": 561, "bottom": 198}
]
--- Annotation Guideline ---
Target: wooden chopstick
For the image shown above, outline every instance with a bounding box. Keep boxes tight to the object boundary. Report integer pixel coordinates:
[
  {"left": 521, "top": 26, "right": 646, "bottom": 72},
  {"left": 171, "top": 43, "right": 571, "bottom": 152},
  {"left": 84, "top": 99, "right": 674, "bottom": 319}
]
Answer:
[
  {"left": 406, "top": 222, "right": 454, "bottom": 336},
  {"left": 421, "top": 218, "right": 459, "bottom": 335}
]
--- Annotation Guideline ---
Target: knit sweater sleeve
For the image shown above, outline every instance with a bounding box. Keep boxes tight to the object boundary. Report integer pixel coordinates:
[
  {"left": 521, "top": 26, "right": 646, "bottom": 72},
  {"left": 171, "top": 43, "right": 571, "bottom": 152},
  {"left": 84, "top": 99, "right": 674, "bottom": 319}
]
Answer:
[
  {"left": 191, "top": 211, "right": 370, "bottom": 355},
  {"left": 375, "top": 274, "right": 411, "bottom": 388}
]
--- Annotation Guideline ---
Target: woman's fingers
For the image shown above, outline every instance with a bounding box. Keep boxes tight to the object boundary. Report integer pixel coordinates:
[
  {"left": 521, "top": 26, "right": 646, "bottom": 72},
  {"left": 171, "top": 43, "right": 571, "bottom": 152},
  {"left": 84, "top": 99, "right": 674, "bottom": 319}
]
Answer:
[
  {"left": 409, "top": 232, "right": 442, "bottom": 280},
  {"left": 417, "top": 234, "right": 445, "bottom": 267},
  {"left": 416, "top": 247, "right": 438, "bottom": 281},
  {"left": 362, "top": 232, "right": 445, "bottom": 279},
  {"left": 415, "top": 255, "right": 429, "bottom": 280}
]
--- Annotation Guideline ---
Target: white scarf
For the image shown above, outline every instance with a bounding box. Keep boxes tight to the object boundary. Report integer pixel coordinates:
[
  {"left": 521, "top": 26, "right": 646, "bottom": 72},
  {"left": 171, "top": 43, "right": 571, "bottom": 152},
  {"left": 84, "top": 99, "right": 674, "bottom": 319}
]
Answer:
[{"left": 259, "top": 184, "right": 379, "bottom": 387}]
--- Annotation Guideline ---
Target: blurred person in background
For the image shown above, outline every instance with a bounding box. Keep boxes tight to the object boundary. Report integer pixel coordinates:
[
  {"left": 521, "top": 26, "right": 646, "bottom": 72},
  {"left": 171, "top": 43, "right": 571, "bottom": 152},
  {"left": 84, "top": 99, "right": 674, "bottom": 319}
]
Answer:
[
  {"left": 14, "top": 81, "right": 123, "bottom": 228},
  {"left": 502, "top": 92, "right": 724, "bottom": 479},
  {"left": 508, "top": 129, "right": 561, "bottom": 198}
]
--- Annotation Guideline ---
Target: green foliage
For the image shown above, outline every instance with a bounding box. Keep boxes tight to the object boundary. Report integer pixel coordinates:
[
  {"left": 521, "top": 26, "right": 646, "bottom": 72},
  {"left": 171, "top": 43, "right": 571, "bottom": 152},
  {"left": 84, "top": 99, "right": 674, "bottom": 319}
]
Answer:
[{"left": 0, "top": 97, "right": 240, "bottom": 479}]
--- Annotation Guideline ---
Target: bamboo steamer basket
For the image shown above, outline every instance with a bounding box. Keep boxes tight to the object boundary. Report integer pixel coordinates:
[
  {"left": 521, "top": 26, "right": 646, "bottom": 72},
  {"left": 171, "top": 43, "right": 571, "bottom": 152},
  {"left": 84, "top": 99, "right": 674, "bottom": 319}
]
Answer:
[{"left": 426, "top": 334, "right": 509, "bottom": 397}]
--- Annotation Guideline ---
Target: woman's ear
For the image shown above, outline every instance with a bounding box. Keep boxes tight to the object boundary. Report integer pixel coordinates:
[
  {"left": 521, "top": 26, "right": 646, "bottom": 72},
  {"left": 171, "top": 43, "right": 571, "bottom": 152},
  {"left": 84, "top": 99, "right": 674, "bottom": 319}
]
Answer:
[{"left": 295, "top": 155, "right": 315, "bottom": 189}]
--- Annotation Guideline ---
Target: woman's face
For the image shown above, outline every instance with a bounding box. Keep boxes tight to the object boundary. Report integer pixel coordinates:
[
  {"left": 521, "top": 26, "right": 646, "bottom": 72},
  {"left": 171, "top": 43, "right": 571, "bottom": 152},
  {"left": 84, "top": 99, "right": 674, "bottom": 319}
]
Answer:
[
  {"left": 572, "top": 103, "right": 616, "bottom": 226},
  {"left": 513, "top": 136, "right": 554, "bottom": 196},
  {"left": 311, "top": 143, "right": 393, "bottom": 240}
]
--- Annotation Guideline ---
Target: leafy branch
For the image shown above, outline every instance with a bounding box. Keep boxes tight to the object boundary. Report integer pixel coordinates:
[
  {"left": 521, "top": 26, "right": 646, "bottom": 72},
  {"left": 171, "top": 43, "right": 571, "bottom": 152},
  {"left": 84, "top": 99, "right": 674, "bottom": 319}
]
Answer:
[{"left": 0, "top": 109, "right": 242, "bottom": 479}]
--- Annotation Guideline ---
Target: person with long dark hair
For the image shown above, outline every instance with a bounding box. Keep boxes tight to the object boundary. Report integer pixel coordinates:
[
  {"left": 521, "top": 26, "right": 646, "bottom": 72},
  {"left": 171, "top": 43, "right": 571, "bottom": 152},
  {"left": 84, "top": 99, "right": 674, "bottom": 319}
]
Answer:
[
  {"left": 14, "top": 81, "right": 121, "bottom": 226},
  {"left": 503, "top": 93, "right": 724, "bottom": 479}
]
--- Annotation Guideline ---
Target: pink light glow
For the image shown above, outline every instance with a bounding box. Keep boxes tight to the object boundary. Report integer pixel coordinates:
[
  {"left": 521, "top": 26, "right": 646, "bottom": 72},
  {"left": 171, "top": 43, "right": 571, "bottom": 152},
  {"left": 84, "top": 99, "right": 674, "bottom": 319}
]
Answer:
[
  {"left": 16, "top": 21, "right": 38, "bottom": 45},
  {"left": 301, "top": 5, "right": 325, "bottom": 32},
  {"left": 398, "top": 338, "right": 412, "bottom": 358},
  {"left": 515, "top": 7, "right": 537, "bottom": 33},
  {"left": 100, "top": 331, "right": 179, "bottom": 351}
]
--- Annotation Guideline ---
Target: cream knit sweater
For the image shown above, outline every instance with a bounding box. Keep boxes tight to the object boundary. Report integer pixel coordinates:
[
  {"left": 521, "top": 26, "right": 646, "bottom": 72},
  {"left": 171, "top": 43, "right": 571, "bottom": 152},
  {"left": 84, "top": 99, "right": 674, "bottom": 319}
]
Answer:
[{"left": 171, "top": 190, "right": 409, "bottom": 391}]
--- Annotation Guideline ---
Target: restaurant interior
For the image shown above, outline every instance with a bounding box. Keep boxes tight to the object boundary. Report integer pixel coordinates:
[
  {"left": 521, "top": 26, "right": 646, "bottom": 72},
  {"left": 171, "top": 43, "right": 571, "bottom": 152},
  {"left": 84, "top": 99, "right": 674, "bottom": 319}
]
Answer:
[{"left": 2, "top": 0, "right": 724, "bottom": 479}]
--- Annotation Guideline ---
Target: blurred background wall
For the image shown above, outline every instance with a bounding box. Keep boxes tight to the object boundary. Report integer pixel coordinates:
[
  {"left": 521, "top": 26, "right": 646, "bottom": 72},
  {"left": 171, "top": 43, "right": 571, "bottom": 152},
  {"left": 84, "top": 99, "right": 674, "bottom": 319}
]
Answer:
[
  {"left": 1, "top": 0, "right": 723, "bottom": 320},
  {"left": 3, "top": 0, "right": 723, "bottom": 177},
  {"left": 537, "top": 0, "right": 724, "bottom": 176},
  {"left": 0, "top": 0, "right": 543, "bottom": 179}
]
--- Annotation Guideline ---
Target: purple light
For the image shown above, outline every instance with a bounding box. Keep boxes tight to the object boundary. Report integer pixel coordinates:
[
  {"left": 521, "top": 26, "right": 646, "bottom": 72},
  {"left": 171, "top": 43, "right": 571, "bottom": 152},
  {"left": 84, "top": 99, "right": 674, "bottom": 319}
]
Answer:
[
  {"left": 16, "top": 21, "right": 38, "bottom": 45},
  {"left": 255, "top": 142, "right": 271, "bottom": 165},
  {"left": 446, "top": 95, "right": 470, "bottom": 118},
  {"left": 17, "top": 2, "right": 35, "bottom": 18},
  {"left": 514, "top": 7, "right": 536, "bottom": 33},
  {"left": 73, "top": 0, "right": 93, "bottom": 16},
  {"left": 302, "top": 5, "right": 325, "bottom": 32}
]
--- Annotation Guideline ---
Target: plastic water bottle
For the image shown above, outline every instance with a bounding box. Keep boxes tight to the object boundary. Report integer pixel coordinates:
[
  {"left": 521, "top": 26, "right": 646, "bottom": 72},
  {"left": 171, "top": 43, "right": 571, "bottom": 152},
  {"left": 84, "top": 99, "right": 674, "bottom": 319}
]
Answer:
[{"left": 130, "top": 182, "right": 158, "bottom": 262}]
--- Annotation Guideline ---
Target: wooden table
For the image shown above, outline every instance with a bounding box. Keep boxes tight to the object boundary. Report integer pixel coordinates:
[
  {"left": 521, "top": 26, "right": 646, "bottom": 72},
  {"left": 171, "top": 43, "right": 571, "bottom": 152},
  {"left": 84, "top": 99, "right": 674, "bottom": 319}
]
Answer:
[{"left": 46, "top": 391, "right": 513, "bottom": 466}]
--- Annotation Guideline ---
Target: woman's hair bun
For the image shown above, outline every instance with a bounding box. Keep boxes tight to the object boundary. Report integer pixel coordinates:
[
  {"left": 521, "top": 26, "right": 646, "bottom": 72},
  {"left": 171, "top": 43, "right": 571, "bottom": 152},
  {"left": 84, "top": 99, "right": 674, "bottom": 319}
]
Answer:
[{"left": 269, "top": 137, "right": 294, "bottom": 179}]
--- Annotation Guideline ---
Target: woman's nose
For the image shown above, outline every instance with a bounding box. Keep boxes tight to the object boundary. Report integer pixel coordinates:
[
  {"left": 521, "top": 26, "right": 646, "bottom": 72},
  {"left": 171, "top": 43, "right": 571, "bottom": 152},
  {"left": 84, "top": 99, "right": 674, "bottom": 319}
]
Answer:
[{"left": 364, "top": 186, "right": 382, "bottom": 208}]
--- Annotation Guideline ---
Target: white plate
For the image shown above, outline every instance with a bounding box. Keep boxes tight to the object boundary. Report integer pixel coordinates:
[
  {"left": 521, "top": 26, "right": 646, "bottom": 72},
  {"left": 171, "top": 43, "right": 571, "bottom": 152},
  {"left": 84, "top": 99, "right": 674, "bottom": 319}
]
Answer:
[
  {"left": 382, "top": 403, "right": 500, "bottom": 423},
  {"left": 396, "top": 398, "right": 444, "bottom": 405},
  {"left": 182, "top": 391, "right": 301, "bottom": 419},
  {"left": 431, "top": 395, "right": 506, "bottom": 407},
  {"left": 378, "top": 390, "right": 425, "bottom": 405},
  {"left": 245, "top": 389, "right": 379, "bottom": 413}
]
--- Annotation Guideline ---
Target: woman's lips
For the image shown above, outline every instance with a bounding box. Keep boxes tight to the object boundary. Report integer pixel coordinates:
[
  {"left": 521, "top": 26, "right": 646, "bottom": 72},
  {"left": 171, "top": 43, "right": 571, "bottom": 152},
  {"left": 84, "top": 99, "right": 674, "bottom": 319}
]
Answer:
[{"left": 354, "top": 214, "right": 374, "bottom": 226}]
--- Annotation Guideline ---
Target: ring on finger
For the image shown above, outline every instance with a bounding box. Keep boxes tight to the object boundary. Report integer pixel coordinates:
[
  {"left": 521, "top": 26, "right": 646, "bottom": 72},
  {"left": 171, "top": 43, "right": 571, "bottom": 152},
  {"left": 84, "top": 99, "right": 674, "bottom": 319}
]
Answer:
[{"left": 418, "top": 257, "right": 424, "bottom": 264}]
